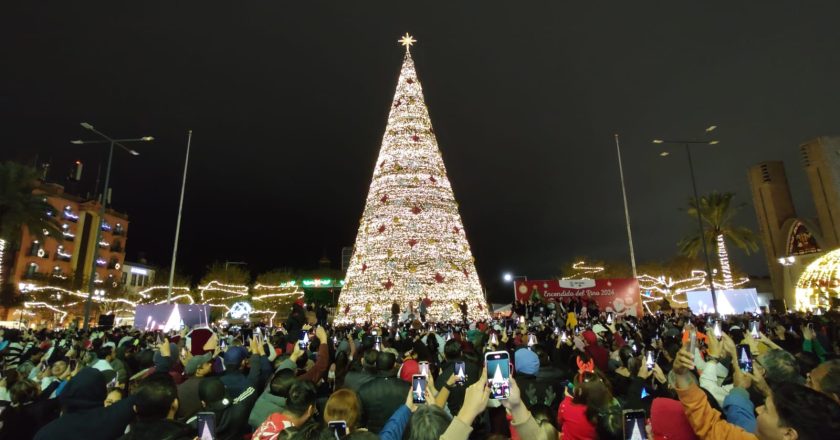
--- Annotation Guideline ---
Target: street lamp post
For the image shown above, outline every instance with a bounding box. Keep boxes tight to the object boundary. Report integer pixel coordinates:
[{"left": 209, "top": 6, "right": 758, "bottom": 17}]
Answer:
[
  {"left": 167, "top": 130, "right": 193, "bottom": 303},
  {"left": 653, "top": 126, "right": 720, "bottom": 313},
  {"left": 72, "top": 122, "right": 153, "bottom": 330}
]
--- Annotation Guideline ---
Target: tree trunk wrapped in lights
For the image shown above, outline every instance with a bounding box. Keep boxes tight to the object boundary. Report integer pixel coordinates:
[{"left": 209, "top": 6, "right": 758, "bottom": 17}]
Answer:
[
  {"left": 716, "top": 233, "right": 734, "bottom": 290},
  {"left": 337, "top": 35, "right": 488, "bottom": 324}
]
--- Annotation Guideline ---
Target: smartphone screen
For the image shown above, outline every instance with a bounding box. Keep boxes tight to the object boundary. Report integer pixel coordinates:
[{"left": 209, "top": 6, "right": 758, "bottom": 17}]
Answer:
[
  {"left": 485, "top": 351, "right": 511, "bottom": 400},
  {"left": 750, "top": 321, "right": 760, "bottom": 339},
  {"left": 607, "top": 313, "right": 613, "bottom": 324},
  {"left": 687, "top": 325, "right": 697, "bottom": 354},
  {"left": 736, "top": 344, "right": 753, "bottom": 373},
  {"left": 298, "top": 331, "right": 310, "bottom": 349},
  {"left": 197, "top": 412, "right": 216, "bottom": 440},
  {"left": 419, "top": 361, "right": 430, "bottom": 376},
  {"left": 713, "top": 321, "right": 722, "bottom": 340},
  {"left": 328, "top": 420, "right": 347, "bottom": 438},
  {"left": 527, "top": 333, "right": 537, "bottom": 347},
  {"left": 623, "top": 410, "right": 647, "bottom": 440},
  {"left": 412, "top": 375, "right": 427, "bottom": 403},
  {"left": 645, "top": 350, "right": 655, "bottom": 371},
  {"left": 454, "top": 361, "right": 466, "bottom": 386},
  {"left": 374, "top": 335, "right": 382, "bottom": 352}
]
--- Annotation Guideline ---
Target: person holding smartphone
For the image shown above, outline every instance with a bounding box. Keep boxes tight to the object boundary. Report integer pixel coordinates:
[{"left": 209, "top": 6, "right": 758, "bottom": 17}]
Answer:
[{"left": 434, "top": 340, "right": 479, "bottom": 416}]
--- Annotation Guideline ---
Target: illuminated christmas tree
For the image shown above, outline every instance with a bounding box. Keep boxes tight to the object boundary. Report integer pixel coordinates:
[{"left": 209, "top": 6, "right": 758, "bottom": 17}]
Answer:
[{"left": 337, "top": 34, "right": 487, "bottom": 324}]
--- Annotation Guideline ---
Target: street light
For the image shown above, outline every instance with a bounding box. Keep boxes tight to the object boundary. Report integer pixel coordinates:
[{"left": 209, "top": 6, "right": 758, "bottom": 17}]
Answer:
[
  {"left": 653, "top": 125, "right": 720, "bottom": 313},
  {"left": 503, "top": 272, "right": 527, "bottom": 302},
  {"left": 72, "top": 122, "right": 154, "bottom": 330}
]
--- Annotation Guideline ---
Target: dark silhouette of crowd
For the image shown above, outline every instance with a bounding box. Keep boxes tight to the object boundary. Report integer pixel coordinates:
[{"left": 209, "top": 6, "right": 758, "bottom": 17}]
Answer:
[{"left": 1, "top": 296, "right": 839, "bottom": 440}]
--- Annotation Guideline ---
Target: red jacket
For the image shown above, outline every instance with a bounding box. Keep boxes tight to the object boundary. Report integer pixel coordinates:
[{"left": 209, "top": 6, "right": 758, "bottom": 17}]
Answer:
[{"left": 556, "top": 395, "right": 597, "bottom": 440}]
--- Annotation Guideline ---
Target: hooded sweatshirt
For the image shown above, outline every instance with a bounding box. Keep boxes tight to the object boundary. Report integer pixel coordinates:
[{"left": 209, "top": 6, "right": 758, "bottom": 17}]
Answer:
[{"left": 34, "top": 368, "right": 136, "bottom": 440}]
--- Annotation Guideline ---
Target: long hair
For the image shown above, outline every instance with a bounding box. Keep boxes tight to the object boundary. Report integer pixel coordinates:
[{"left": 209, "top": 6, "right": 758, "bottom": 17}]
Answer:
[{"left": 573, "top": 371, "right": 621, "bottom": 437}]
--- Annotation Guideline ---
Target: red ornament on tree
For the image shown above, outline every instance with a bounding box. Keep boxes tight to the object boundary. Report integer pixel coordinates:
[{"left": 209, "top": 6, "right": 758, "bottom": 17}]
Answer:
[
  {"left": 380, "top": 194, "right": 389, "bottom": 204},
  {"left": 407, "top": 238, "right": 418, "bottom": 247},
  {"left": 361, "top": 263, "right": 368, "bottom": 273},
  {"left": 453, "top": 226, "right": 460, "bottom": 234},
  {"left": 412, "top": 134, "right": 420, "bottom": 142},
  {"left": 394, "top": 99, "right": 402, "bottom": 107},
  {"left": 462, "top": 268, "right": 469, "bottom": 278},
  {"left": 411, "top": 205, "right": 422, "bottom": 215},
  {"left": 383, "top": 279, "right": 394, "bottom": 290},
  {"left": 378, "top": 225, "right": 386, "bottom": 234},
  {"left": 434, "top": 273, "right": 445, "bottom": 283},
  {"left": 344, "top": 305, "right": 350, "bottom": 315},
  {"left": 428, "top": 175, "right": 437, "bottom": 184},
  {"left": 406, "top": 78, "right": 414, "bottom": 84}
]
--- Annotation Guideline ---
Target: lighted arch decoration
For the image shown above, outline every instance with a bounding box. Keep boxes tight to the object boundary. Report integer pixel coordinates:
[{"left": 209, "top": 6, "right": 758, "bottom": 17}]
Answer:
[{"left": 796, "top": 248, "right": 840, "bottom": 310}]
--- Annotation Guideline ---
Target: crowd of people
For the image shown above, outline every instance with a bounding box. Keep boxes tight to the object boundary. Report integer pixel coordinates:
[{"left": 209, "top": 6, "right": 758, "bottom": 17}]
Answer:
[{"left": 1, "top": 296, "right": 839, "bottom": 440}]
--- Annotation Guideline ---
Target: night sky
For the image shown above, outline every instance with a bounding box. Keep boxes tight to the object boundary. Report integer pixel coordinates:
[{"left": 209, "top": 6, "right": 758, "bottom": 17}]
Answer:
[{"left": 3, "top": 2, "right": 840, "bottom": 302}]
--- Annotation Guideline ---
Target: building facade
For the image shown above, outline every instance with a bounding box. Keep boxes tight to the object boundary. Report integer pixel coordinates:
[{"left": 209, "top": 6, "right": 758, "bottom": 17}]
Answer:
[
  {"left": 12, "top": 182, "right": 129, "bottom": 295},
  {"left": 121, "top": 261, "right": 155, "bottom": 294},
  {"left": 748, "top": 136, "right": 840, "bottom": 310}
]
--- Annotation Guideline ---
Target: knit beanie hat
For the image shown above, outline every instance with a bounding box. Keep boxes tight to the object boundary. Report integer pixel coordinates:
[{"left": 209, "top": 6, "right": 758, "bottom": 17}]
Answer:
[{"left": 514, "top": 348, "right": 539, "bottom": 375}]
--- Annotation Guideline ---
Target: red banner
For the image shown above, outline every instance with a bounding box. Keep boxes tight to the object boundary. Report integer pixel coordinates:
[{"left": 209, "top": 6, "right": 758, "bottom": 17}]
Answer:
[{"left": 515, "top": 278, "right": 642, "bottom": 317}]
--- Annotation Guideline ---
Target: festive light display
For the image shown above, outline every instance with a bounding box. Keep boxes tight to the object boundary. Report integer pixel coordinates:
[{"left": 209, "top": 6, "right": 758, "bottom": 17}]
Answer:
[
  {"left": 0, "top": 239, "right": 5, "bottom": 288},
  {"left": 717, "top": 234, "right": 734, "bottom": 289},
  {"left": 562, "top": 261, "right": 606, "bottom": 280},
  {"left": 337, "top": 35, "right": 487, "bottom": 324},
  {"left": 796, "top": 248, "right": 840, "bottom": 310}
]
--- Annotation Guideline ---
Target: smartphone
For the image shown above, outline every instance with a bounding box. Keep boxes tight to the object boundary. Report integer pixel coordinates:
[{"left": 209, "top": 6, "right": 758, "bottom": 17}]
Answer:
[
  {"left": 622, "top": 409, "right": 647, "bottom": 440},
  {"left": 328, "top": 420, "right": 347, "bottom": 438},
  {"left": 553, "top": 326, "right": 561, "bottom": 335},
  {"left": 607, "top": 313, "right": 613, "bottom": 324},
  {"left": 412, "top": 374, "right": 427, "bottom": 404},
  {"left": 419, "top": 361, "right": 430, "bottom": 376},
  {"left": 371, "top": 329, "right": 378, "bottom": 336},
  {"left": 197, "top": 412, "right": 216, "bottom": 440},
  {"left": 750, "top": 321, "right": 760, "bottom": 339},
  {"left": 736, "top": 344, "right": 753, "bottom": 373},
  {"left": 68, "top": 359, "right": 77, "bottom": 371},
  {"left": 40, "top": 363, "right": 48, "bottom": 372},
  {"left": 645, "top": 350, "right": 655, "bottom": 372},
  {"left": 713, "top": 321, "right": 722, "bottom": 340},
  {"left": 489, "top": 332, "right": 498, "bottom": 345},
  {"left": 220, "top": 339, "right": 227, "bottom": 350},
  {"left": 560, "top": 331, "right": 568, "bottom": 343},
  {"left": 574, "top": 326, "right": 581, "bottom": 336},
  {"left": 687, "top": 324, "right": 697, "bottom": 354},
  {"left": 454, "top": 361, "right": 466, "bottom": 386},
  {"left": 298, "top": 331, "right": 310, "bottom": 349},
  {"left": 374, "top": 335, "right": 382, "bottom": 352},
  {"left": 485, "top": 351, "right": 511, "bottom": 400},
  {"left": 527, "top": 333, "right": 537, "bottom": 347}
]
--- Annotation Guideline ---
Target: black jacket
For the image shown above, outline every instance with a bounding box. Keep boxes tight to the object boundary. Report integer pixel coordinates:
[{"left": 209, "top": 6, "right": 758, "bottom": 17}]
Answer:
[
  {"left": 514, "top": 372, "right": 563, "bottom": 415},
  {"left": 0, "top": 398, "right": 60, "bottom": 440},
  {"left": 187, "top": 385, "right": 260, "bottom": 440},
  {"left": 357, "top": 372, "right": 410, "bottom": 432},
  {"left": 118, "top": 419, "right": 195, "bottom": 440},
  {"left": 434, "top": 359, "right": 480, "bottom": 415},
  {"left": 35, "top": 368, "right": 136, "bottom": 440}
]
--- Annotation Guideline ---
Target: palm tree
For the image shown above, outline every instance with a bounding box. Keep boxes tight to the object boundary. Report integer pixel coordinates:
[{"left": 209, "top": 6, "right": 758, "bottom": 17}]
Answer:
[
  {"left": 678, "top": 191, "right": 758, "bottom": 289},
  {"left": 0, "top": 162, "right": 63, "bottom": 305}
]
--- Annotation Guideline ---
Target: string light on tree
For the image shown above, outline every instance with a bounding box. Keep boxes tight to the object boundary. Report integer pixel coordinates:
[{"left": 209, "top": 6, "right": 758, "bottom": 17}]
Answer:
[
  {"left": 337, "top": 34, "right": 488, "bottom": 324},
  {"left": 717, "top": 234, "right": 734, "bottom": 289}
]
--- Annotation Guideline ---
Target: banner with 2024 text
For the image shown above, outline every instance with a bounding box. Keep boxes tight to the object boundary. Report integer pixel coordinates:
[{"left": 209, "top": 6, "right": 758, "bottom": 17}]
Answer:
[{"left": 514, "top": 278, "right": 643, "bottom": 317}]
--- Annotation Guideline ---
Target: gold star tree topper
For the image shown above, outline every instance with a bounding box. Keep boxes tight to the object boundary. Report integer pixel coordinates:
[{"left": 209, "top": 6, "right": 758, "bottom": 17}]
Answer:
[{"left": 398, "top": 33, "right": 416, "bottom": 50}]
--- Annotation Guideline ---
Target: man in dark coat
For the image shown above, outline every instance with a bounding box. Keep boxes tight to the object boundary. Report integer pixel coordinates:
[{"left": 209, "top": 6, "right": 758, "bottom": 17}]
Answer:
[
  {"left": 34, "top": 368, "right": 137, "bottom": 440},
  {"left": 357, "top": 351, "right": 410, "bottom": 432}
]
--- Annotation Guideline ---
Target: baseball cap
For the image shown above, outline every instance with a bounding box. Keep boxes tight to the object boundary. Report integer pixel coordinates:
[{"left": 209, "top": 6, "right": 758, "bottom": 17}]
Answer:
[
  {"left": 222, "top": 346, "right": 249, "bottom": 366},
  {"left": 185, "top": 352, "right": 214, "bottom": 376}
]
